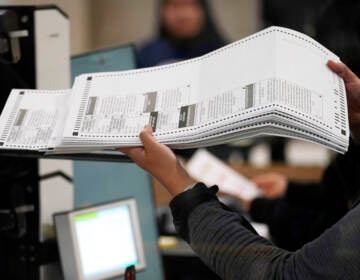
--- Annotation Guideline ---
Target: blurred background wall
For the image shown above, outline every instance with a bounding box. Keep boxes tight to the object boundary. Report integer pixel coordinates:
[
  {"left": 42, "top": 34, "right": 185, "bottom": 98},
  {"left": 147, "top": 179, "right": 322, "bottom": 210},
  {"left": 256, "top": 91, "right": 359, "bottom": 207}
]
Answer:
[{"left": 6, "top": 0, "right": 261, "bottom": 55}]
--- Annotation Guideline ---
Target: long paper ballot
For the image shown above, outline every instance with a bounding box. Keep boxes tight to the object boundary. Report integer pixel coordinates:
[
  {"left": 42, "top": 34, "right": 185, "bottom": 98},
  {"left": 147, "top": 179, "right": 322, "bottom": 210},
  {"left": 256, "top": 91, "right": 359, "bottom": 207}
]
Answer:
[{"left": 0, "top": 27, "right": 349, "bottom": 153}]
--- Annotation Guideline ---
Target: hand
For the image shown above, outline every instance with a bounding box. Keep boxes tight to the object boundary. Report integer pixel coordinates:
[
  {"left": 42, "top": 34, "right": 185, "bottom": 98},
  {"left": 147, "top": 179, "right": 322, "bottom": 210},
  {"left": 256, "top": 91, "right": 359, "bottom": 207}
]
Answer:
[
  {"left": 118, "top": 125, "right": 195, "bottom": 196},
  {"left": 251, "top": 172, "right": 287, "bottom": 199},
  {"left": 327, "top": 60, "right": 360, "bottom": 143}
]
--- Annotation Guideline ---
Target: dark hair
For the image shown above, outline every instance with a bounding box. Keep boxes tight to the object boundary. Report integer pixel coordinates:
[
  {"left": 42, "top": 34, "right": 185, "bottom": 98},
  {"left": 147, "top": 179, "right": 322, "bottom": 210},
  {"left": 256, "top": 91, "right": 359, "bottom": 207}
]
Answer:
[{"left": 158, "top": 0, "right": 226, "bottom": 58}]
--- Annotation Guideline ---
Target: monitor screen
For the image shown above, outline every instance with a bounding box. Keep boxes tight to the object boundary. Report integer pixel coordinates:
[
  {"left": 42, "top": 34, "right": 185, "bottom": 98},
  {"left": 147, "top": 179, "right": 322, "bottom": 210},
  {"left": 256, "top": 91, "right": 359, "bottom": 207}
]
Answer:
[
  {"left": 71, "top": 44, "right": 137, "bottom": 83},
  {"left": 54, "top": 198, "right": 146, "bottom": 280}
]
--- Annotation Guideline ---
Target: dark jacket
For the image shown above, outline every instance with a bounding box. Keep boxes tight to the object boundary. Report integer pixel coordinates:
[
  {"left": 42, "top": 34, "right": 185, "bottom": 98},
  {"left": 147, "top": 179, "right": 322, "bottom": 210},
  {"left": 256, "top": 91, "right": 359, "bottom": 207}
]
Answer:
[
  {"left": 249, "top": 139, "right": 360, "bottom": 251},
  {"left": 170, "top": 140, "right": 360, "bottom": 279}
]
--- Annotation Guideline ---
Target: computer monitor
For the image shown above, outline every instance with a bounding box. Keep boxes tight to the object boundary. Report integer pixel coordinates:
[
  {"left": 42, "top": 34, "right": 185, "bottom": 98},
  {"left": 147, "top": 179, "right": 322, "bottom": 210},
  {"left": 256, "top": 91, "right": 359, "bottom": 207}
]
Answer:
[
  {"left": 54, "top": 198, "right": 146, "bottom": 280},
  {"left": 71, "top": 44, "right": 136, "bottom": 83}
]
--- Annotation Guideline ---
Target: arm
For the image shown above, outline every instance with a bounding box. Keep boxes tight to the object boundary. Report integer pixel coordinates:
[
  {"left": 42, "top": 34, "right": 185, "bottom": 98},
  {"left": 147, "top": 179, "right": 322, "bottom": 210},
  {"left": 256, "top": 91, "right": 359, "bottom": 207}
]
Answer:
[
  {"left": 327, "top": 60, "right": 360, "bottom": 205},
  {"left": 248, "top": 175, "right": 322, "bottom": 227},
  {"left": 120, "top": 125, "right": 195, "bottom": 196},
  {"left": 171, "top": 185, "right": 360, "bottom": 279},
  {"left": 120, "top": 61, "right": 360, "bottom": 279},
  {"left": 121, "top": 126, "right": 360, "bottom": 279}
]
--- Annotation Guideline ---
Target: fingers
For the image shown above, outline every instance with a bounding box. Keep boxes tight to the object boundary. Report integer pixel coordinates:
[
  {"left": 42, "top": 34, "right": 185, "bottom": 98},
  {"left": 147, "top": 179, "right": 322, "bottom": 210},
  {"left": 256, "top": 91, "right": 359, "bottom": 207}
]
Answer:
[
  {"left": 118, "top": 125, "right": 155, "bottom": 158},
  {"left": 143, "top": 124, "right": 153, "bottom": 134},
  {"left": 252, "top": 174, "right": 274, "bottom": 186},
  {"left": 327, "top": 60, "right": 359, "bottom": 83},
  {"left": 119, "top": 146, "right": 145, "bottom": 163},
  {"left": 117, "top": 124, "right": 160, "bottom": 164},
  {"left": 252, "top": 178, "right": 265, "bottom": 187},
  {"left": 139, "top": 125, "right": 158, "bottom": 152}
]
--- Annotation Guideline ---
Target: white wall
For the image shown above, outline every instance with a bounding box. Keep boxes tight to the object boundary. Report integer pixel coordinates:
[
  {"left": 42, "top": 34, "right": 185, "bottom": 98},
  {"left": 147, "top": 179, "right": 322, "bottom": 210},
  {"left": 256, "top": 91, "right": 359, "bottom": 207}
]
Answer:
[
  {"left": 90, "top": 0, "right": 158, "bottom": 50},
  {"left": 210, "top": 0, "right": 261, "bottom": 41}
]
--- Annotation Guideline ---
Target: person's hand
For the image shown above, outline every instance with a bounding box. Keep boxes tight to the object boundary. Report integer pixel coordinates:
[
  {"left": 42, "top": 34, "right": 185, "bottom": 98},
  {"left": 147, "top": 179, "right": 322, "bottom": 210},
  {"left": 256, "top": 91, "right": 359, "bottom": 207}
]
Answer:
[
  {"left": 327, "top": 60, "right": 360, "bottom": 143},
  {"left": 251, "top": 172, "right": 287, "bottom": 199},
  {"left": 118, "top": 125, "right": 195, "bottom": 196}
]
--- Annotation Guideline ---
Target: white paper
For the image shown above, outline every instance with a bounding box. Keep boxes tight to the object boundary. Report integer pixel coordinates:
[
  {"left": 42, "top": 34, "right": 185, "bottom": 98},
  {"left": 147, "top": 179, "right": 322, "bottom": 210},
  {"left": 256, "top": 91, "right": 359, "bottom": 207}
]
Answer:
[
  {"left": 0, "top": 89, "right": 69, "bottom": 150},
  {"left": 186, "top": 149, "right": 261, "bottom": 200},
  {"left": 0, "top": 26, "right": 350, "bottom": 154}
]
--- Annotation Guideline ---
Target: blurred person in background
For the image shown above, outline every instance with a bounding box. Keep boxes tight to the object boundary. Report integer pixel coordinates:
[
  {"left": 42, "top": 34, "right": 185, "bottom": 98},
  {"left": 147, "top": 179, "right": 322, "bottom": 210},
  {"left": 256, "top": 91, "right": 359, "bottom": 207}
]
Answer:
[
  {"left": 139, "top": 0, "right": 232, "bottom": 161},
  {"left": 245, "top": 143, "right": 360, "bottom": 251},
  {"left": 137, "top": 0, "right": 226, "bottom": 68}
]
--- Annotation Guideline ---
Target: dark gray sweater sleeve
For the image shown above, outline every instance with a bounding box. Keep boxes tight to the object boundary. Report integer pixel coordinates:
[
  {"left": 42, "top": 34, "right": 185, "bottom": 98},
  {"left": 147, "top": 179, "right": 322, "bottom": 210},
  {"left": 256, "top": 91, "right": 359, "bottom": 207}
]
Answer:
[{"left": 170, "top": 184, "right": 360, "bottom": 279}]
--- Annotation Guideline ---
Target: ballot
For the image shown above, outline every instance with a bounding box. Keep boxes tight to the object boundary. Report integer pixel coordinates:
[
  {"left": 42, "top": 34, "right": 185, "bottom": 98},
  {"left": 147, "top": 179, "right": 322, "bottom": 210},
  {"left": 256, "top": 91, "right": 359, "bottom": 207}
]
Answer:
[
  {"left": 186, "top": 149, "right": 261, "bottom": 201},
  {"left": 0, "top": 26, "right": 349, "bottom": 154}
]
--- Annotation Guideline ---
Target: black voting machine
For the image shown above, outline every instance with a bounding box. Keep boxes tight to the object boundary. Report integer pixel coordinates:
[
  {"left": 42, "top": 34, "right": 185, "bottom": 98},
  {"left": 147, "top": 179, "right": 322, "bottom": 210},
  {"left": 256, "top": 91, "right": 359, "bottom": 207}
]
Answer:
[{"left": 0, "top": 6, "right": 67, "bottom": 279}]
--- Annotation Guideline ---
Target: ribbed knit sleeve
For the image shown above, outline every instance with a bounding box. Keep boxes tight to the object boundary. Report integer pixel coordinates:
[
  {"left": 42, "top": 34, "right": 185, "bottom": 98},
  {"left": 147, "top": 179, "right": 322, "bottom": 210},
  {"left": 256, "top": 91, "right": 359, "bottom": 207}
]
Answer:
[{"left": 170, "top": 183, "right": 360, "bottom": 279}]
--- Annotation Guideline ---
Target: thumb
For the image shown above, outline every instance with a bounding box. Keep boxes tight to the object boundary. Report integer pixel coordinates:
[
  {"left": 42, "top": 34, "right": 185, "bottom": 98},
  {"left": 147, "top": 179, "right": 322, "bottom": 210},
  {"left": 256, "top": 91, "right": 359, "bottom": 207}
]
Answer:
[
  {"left": 139, "top": 125, "right": 157, "bottom": 151},
  {"left": 327, "top": 60, "right": 358, "bottom": 83}
]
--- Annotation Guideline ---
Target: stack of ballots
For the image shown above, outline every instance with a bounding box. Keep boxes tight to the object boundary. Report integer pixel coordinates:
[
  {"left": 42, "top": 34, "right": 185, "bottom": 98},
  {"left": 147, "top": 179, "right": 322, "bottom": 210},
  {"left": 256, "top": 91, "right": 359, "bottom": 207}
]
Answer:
[{"left": 0, "top": 27, "right": 349, "bottom": 154}]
